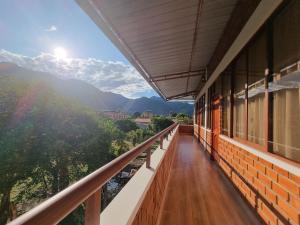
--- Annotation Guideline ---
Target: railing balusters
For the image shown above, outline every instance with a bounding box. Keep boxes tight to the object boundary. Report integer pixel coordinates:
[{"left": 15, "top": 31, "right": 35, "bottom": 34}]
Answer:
[
  {"left": 160, "top": 136, "right": 164, "bottom": 149},
  {"left": 146, "top": 148, "right": 151, "bottom": 168},
  {"left": 85, "top": 189, "right": 101, "bottom": 225},
  {"left": 8, "top": 123, "right": 177, "bottom": 225}
]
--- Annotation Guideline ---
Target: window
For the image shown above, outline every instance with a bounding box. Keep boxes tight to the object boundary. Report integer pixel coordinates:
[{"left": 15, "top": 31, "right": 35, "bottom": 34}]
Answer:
[
  {"left": 200, "top": 95, "right": 205, "bottom": 127},
  {"left": 207, "top": 88, "right": 212, "bottom": 129},
  {"left": 270, "top": 0, "right": 300, "bottom": 162},
  {"left": 247, "top": 31, "right": 267, "bottom": 145},
  {"left": 221, "top": 69, "right": 231, "bottom": 136},
  {"left": 233, "top": 51, "right": 247, "bottom": 139}
]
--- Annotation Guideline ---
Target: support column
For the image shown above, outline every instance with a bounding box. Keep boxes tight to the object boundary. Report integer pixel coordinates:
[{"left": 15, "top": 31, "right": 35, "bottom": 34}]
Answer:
[{"left": 204, "top": 89, "right": 208, "bottom": 150}]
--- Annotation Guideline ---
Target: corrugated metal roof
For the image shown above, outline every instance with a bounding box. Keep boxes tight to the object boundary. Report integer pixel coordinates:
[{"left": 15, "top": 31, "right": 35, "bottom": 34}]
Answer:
[{"left": 77, "top": 0, "right": 237, "bottom": 100}]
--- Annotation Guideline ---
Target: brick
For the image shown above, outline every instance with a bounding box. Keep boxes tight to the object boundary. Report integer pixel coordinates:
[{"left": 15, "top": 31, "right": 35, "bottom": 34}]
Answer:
[
  {"left": 247, "top": 164, "right": 258, "bottom": 178},
  {"left": 290, "top": 195, "right": 300, "bottom": 211},
  {"left": 273, "top": 165, "right": 289, "bottom": 177},
  {"left": 244, "top": 171, "right": 254, "bottom": 184},
  {"left": 278, "top": 175, "right": 300, "bottom": 197},
  {"left": 266, "top": 168, "right": 278, "bottom": 182},
  {"left": 262, "top": 204, "right": 278, "bottom": 225},
  {"left": 258, "top": 172, "right": 272, "bottom": 188},
  {"left": 253, "top": 178, "right": 266, "bottom": 195},
  {"left": 238, "top": 150, "right": 245, "bottom": 159},
  {"left": 254, "top": 161, "right": 266, "bottom": 174},
  {"left": 272, "top": 182, "right": 289, "bottom": 201},
  {"left": 240, "top": 182, "right": 251, "bottom": 197},
  {"left": 277, "top": 198, "right": 300, "bottom": 224},
  {"left": 259, "top": 158, "right": 273, "bottom": 169},
  {"left": 289, "top": 173, "right": 300, "bottom": 184},
  {"left": 239, "top": 159, "right": 248, "bottom": 169},
  {"left": 258, "top": 200, "right": 277, "bottom": 225},
  {"left": 248, "top": 152, "right": 258, "bottom": 161},
  {"left": 244, "top": 155, "right": 254, "bottom": 166},
  {"left": 246, "top": 194, "right": 256, "bottom": 208},
  {"left": 265, "top": 188, "right": 277, "bottom": 205}
]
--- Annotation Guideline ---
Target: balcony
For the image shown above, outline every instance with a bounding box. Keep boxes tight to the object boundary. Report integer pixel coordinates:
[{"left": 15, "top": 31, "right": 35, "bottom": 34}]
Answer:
[{"left": 8, "top": 124, "right": 263, "bottom": 225}]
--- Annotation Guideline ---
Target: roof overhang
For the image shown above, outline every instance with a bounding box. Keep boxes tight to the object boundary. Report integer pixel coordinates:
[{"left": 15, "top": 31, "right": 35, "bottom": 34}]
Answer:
[{"left": 76, "top": 0, "right": 239, "bottom": 101}]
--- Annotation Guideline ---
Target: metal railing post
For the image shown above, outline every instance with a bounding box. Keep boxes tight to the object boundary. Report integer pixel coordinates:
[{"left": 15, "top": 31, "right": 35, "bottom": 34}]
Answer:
[{"left": 85, "top": 190, "right": 101, "bottom": 225}]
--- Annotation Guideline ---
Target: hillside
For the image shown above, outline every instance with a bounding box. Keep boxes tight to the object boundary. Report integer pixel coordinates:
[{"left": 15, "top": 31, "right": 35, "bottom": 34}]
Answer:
[{"left": 0, "top": 62, "right": 193, "bottom": 115}]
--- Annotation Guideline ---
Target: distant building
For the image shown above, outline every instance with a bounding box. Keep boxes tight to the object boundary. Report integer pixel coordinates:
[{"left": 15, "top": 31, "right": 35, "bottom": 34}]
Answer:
[
  {"left": 141, "top": 110, "right": 154, "bottom": 118},
  {"left": 101, "top": 111, "right": 128, "bottom": 120}
]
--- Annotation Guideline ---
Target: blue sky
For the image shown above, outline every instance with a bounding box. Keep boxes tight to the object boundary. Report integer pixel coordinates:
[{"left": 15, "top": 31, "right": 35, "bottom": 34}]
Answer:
[{"left": 0, "top": 0, "right": 156, "bottom": 98}]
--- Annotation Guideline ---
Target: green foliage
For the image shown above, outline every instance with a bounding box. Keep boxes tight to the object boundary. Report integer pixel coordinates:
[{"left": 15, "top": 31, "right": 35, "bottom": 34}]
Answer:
[
  {"left": 0, "top": 76, "right": 128, "bottom": 224},
  {"left": 115, "top": 119, "right": 139, "bottom": 133},
  {"left": 150, "top": 116, "right": 174, "bottom": 133},
  {"left": 0, "top": 75, "right": 176, "bottom": 224},
  {"left": 176, "top": 113, "right": 192, "bottom": 124}
]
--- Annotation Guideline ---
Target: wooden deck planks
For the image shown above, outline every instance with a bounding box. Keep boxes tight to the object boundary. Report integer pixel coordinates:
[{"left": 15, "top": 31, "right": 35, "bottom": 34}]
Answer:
[{"left": 157, "top": 134, "right": 262, "bottom": 225}]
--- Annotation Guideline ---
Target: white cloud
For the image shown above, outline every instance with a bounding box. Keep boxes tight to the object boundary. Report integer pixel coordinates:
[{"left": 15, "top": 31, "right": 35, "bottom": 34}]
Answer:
[
  {"left": 0, "top": 49, "right": 153, "bottom": 98},
  {"left": 44, "top": 25, "right": 57, "bottom": 32}
]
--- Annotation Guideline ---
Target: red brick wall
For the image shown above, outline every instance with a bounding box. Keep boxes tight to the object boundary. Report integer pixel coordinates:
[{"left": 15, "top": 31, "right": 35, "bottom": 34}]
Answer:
[
  {"left": 194, "top": 125, "right": 199, "bottom": 139},
  {"left": 200, "top": 128, "right": 205, "bottom": 145},
  {"left": 218, "top": 137, "right": 300, "bottom": 225},
  {"left": 132, "top": 128, "right": 179, "bottom": 225},
  {"left": 193, "top": 126, "right": 212, "bottom": 154},
  {"left": 206, "top": 130, "right": 212, "bottom": 154}
]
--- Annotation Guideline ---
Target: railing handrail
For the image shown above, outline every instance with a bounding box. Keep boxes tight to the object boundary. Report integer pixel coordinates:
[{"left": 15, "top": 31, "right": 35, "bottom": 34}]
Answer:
[{"left": 8, "top": 122, "right": 178, "bottom": 225}]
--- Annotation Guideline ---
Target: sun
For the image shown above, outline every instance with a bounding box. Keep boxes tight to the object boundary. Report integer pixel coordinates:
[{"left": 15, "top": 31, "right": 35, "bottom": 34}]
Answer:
[{"left": 53, "top": 47, "right": 68, "bottom": 59}]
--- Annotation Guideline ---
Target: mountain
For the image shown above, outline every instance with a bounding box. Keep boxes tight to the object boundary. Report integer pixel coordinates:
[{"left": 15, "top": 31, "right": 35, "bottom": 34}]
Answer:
[{"left": 0, "top": 62, "right": 193, "bottom": 115}]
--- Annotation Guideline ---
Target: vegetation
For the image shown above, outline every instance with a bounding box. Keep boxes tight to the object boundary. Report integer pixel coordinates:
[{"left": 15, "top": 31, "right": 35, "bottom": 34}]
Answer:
[
  {"left": 150, "top": 116, "right": 174, "bottom": 132},
  {"left": 175, "top": 113, "right": 192, "bottom": 124},
  {"left": 0, "top": 77, "right": 126, "bottom": 224},
  {"left": 115, "top": 119, "right": 139, "bottom": 133},
  {"left": 0, "top": 76, "right": 175, "bottom": 224}
]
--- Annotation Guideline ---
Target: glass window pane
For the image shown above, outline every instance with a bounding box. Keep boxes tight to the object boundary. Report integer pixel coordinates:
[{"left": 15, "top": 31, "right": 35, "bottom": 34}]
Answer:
[
  {"left": 248, "top": 91, "right": 264, "bottom": 145},
  {"left": 233, "top": 52, "right": 247, "bottom": 138},
  {"left": 272, "top": 85, "right": 300, "bottom": 162},
  {"left": 247, "top": 31, "right": 266, "bottom": 145},
  {"left": 273, "top": 0, "right": 300, "bottom": 72},
  {"left": 270, "top": 0, "right": 300, "bottom": 162},
  {"left": 221, "top": 70, "right": 231, "bottom": 136},
  {"left": 221, "top": 95, "right": 230, "bottom": 136},
  {"left": 233, "top": 91, "right": 245, "bottom": 138}
]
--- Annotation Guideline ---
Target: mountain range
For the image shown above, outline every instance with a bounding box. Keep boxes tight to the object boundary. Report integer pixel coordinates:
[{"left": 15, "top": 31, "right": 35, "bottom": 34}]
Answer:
[{"left": 0, "top": 62, "right": 193, "bottom": 115}]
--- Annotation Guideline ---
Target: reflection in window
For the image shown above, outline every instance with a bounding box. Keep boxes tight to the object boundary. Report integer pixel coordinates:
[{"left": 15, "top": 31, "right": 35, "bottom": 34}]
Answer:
[
  {"left": 270, "top": 0, "right": 300, "bottom": 162},
  {"left": 247, "top": 31, "right": 266, "bottom": 145},
  {"left": 271, "top": 71, "right": 300, "bottom": 162},
  {"left": 233, "top": 52, "right": 247, "bottom": 138},
  {"left": 221, "top": 70, "right": 231, "bottom": 136},
  {"left": 201, "top": 95, "right": 205, "bottom": 127}
]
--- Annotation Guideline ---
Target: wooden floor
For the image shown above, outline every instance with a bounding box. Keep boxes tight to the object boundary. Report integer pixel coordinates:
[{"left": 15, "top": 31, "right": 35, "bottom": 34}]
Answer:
[{"left": 157, "top": 134, "right": 262, "bottom": 225}]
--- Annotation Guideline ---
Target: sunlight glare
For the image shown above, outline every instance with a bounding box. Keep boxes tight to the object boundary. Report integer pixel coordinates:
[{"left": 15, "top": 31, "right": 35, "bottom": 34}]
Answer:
[{"left": 54, "top": 47, "right": 68, "bottom": 60}]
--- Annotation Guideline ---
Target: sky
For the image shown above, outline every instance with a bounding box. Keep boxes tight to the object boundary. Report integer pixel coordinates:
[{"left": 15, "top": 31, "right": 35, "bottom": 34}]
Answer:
[{"left": 0, "top": 0, "right": 157, "bottom": 98}]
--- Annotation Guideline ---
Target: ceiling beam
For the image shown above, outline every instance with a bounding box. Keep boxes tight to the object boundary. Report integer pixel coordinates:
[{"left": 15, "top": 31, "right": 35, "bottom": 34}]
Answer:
[
  {"left": 185, "top": 0, "right": 204, "bottom": 93},
  {"left": 150, "top": 69, "right": 205, "bottom": 79},
  {"left": 167, "top": 91, "right": 197, "bottom": 101},
  {"left": 151, "top": 72, "right": 205, "bottom": 82}
]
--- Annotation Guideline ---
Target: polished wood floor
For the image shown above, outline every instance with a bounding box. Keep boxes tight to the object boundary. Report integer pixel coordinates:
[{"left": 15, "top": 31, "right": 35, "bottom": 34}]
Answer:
[{"left": 157, "top": 134, "right": 262, "bottom": 225}]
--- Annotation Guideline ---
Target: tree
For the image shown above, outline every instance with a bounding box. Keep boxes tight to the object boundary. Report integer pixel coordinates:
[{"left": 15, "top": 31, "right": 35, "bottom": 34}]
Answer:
[
  {"left": 0, "top": 78, "right": 124, "bottom": 224},
  {"left": 150, "top": 116, "right": 174, "bottom": 132},
  {"left": 115, "top": 119, "right": 138, "bottom": 133}
]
